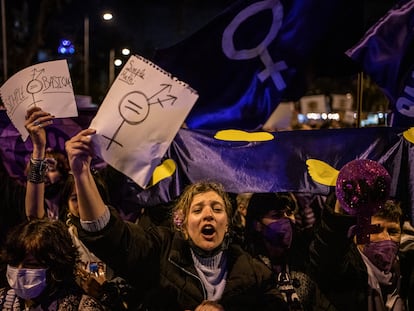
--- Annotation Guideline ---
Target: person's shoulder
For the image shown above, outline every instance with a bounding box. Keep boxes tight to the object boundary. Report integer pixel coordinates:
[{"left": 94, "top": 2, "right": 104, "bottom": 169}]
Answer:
[
  {"left": 228, "top": 244, "right": 272, "bottom": 272},
  {"left": 59, "top": 293, "right": 105, "bottom": 310},
  {"left": 228, "top": 242, "right": 259, "bottom": 260},
  {"left": 133, "top": 219, "right": 173, "bottom": 236},
  {"left": 136, "top": 221, "right": 176, "bottom": 247},
  {"left": 54, "top": 287, "right": 105, "bottom": 311},
  {"left": 77, "top": 294, "right": 106, "bottom": 311}
]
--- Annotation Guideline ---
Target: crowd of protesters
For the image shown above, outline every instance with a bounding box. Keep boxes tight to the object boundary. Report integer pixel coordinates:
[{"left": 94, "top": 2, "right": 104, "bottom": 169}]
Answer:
[{"left": 0, "top": 107, "right": 413, "bottom": 310}]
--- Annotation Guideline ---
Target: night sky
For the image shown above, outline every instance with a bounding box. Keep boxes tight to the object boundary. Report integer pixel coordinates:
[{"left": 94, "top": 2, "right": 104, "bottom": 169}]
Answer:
[{"left": 2, "top": 0, "right": 397, "bottom": 103}]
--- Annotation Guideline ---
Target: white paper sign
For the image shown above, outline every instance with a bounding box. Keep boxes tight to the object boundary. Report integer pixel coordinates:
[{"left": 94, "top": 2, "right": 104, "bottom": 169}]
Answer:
[
  {"left": 0, "top": 59, "right": 78, "bottom": 141},
  {"left": 262, "top": 101, "right": 294, "bottom": 131},
  {"left": 90, "top": 54, "right": 198, "bottom": 188}
]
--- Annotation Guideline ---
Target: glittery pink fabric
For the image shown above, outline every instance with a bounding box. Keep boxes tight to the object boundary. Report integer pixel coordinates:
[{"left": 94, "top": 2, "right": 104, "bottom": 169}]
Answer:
[{"left": 335, "top": 159, "right": 391, "bottom": 216}]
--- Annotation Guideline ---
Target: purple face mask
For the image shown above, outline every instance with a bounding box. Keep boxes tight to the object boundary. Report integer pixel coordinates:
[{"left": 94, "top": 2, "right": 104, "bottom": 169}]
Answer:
[
  {"left": 262, "top": 218, "right": 293, "bottom": 249},
  {"left": 362, "top": 240, "right": 399, "bottom": 273}
]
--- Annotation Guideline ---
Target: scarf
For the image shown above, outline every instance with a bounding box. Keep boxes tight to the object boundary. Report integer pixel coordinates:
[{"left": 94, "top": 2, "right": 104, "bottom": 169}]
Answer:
[{"left": 359, "top": 248, "right": 406, "bottom": 311}]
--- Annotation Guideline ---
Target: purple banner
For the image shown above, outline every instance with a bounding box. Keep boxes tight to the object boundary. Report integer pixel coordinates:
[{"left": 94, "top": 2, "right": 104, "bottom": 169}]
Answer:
[{"left": 346, "top": 0, "right": 414, "bottom": 128}]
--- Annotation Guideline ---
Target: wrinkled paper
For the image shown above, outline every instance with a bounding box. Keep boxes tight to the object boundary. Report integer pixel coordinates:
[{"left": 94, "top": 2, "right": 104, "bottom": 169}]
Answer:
[
  {"left": 90, "top": 54, "right": 198, "bottom": 188},
  {"left": 0, "top": 59, "right": 77, "bottom": 141}
]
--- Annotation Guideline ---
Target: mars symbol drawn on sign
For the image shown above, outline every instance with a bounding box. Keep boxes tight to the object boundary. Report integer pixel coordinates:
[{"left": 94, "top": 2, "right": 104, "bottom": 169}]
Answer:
[{"left": 102, "top": 84, "right": 177, "bottom": 150}]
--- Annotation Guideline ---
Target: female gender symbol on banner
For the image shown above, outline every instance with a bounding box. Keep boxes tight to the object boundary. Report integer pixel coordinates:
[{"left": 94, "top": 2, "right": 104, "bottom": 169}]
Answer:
[
  {"left": 222, "top": 0, "right": 286, "bottom": 90},
  {"left": 102, "top": 84, "right": 177, "bottom": 150}
]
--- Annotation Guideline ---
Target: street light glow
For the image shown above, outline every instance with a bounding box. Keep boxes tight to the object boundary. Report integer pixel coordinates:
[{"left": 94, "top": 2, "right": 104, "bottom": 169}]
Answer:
[
  {"left": 121, "top": 48, "right": 130, "bottom": 56},
  {"left": 103, "top": 12, "right": 113, "bottom": 21},
  {"left": 114, "top": 58, "right": 123, "bottom": 67}
]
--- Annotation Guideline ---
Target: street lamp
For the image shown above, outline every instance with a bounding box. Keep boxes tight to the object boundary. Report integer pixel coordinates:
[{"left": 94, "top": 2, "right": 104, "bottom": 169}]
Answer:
[
  {"left": 109, "top": 47, "right": 131, "bottom": 86},
  {"left": 84, "top": 16, "right": 89, "bottom": 95},
  {"left": 109, "top": 48, "right": 115, "bottom": 85},
  {"left": 1, "top": 0, "right": 7, "bottom": 81},
  {"left": 83, "top": 11, "right": 114, "bottom": 95},
  {"left": 114, "top": 58, "right": 123, "bottom": 67}
]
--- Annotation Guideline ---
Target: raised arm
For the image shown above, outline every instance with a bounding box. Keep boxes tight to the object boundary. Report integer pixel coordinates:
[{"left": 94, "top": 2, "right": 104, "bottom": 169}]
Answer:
[
  {"left": 24, "top": 107, "right": 54, "bottom": 219},
  {"left": 65, "top": 128, "right": 106, "bottom": 221}
]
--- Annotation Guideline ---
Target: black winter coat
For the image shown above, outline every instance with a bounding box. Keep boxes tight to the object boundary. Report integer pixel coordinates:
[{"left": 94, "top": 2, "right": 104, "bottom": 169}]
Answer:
[
  {"left": 78, "top": 207, "right": 288, "bottom": 311},
  {"left": 309, "top": 205, "right": 414, "bottom": 311}
]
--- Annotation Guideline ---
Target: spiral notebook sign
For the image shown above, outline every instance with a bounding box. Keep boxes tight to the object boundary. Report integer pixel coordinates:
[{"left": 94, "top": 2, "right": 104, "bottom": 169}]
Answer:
[{"left": 90, "top": 54, "right": 199, "bottom": 188}]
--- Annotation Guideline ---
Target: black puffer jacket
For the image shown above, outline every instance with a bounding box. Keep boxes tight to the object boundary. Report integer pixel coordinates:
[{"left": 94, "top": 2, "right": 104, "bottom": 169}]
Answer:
[
  {"left": 78, "top": 207, "right": 288, "bottom": 311},
  {"left": 309, "top": 205, "right": 414, "bottom": 311}
]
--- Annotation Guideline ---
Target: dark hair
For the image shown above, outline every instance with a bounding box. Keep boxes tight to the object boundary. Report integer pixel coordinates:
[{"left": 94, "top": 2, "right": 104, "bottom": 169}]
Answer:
[
  {"left": 374, "top": 199, "right": 403, "bottom": 226},
  {"left": 326, "top": 192, "right": 403, "bottom": 226},
  {"left": 2, "top": 218, "right": 79, "bottom": 288},
  {"left": 23, "top": 149, "right": 69, "bottom": 179},
  {"left": 59, "top": 169, "right": 110, "bottom": 222},
  {"left": 244, "top": 192, "right": 298, "bottom": 256},
  {"left": 45, "top": 148, "right": 70, "bottom": 180},
  {"left": 245, "top": 192, "right": 297, "bottom": 230}
]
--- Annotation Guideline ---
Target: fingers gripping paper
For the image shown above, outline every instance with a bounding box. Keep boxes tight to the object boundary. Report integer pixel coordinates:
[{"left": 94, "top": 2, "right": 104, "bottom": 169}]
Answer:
[{"left": 90, "top": 54, "right": 198, "bottom": 188}]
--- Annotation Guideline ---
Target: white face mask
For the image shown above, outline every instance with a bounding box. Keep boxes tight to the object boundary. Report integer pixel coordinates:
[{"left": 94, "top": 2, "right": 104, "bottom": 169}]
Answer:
[{"left": 6, "top": 265, "right": 47, "bottom": 300}]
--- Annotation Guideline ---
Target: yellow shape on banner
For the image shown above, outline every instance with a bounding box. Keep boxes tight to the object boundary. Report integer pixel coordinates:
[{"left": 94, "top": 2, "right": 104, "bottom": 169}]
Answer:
[
  {"left": 214, "top": 129, "right": 274, "bottom": 142},
  {"left": 306, "top": 159, "right": 339, "bottom": 186},
  {"left": 148, "top": 159, "right": 176, "bottom": 187},
  {"left": 403, "top": 128, "right": 414, "bottom": 144}
]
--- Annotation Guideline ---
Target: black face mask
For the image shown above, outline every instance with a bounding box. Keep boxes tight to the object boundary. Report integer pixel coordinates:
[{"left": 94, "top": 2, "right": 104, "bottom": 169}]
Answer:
[{"left": 44, "top": 179, "right": 64, "bottom": 199}]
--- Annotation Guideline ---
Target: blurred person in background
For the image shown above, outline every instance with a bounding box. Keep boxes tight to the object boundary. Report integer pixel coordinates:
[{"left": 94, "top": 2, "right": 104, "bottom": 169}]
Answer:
[{"left": 245, "top": 192, "right": 331, "bottom": 310}]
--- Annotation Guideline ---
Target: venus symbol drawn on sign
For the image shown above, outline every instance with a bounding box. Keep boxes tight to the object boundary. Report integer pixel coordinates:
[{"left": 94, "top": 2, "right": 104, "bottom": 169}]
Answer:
[
  {"left": 102, "top": 84, "right": 177, "bottom": 150},
  {"left": 222, "top": 0, "right": 286, "bottom": 90},
  {"left": 27, "top": 68, "right": 45, "bottom": 107}
]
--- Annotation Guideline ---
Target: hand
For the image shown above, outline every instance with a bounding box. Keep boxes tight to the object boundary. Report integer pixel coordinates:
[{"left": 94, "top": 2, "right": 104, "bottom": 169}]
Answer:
[
  {"left": 76, "top": 266, "right": 106, "bottom": 298},
  {"left": 194, "top": 300, "right": 224, "bottom": 311},
  {"left": 334, "top": 199, "right": 346, "bottom": 214},
  {"left": 24, "top": 107, "right": 54, "bottom": 152},
  {"left": 65, "top": 128, "right": 96, "bottom": 176},
  {"left": 302, "top": 205, "right": 316, "bottom": 228}
]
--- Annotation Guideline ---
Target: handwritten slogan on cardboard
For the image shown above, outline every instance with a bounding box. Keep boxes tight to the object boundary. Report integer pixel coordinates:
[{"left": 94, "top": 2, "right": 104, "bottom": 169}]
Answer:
[{"left": 91, "top": 54, "right": 198, "bottom": 188}]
